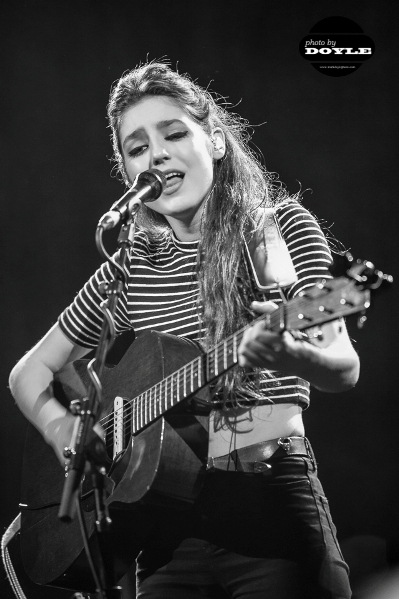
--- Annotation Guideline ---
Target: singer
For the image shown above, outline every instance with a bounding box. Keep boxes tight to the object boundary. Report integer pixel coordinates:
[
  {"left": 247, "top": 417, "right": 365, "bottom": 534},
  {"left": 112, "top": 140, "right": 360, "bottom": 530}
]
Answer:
[{"left": 9, "top": 62, "right": 359, "bottom": 598}]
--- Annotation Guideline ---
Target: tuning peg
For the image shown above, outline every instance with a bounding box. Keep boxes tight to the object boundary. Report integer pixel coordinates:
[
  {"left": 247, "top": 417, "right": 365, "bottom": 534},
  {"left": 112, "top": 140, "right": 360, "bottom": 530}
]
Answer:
[
  {"left": 357, "top": 264, "right": 394, "bottom": 290},
  {"left": 374, "top": 270, "right": 394, "bottom": 289},
  {"left": 357, "top": 313, "right": 367, "bottom": 329}
]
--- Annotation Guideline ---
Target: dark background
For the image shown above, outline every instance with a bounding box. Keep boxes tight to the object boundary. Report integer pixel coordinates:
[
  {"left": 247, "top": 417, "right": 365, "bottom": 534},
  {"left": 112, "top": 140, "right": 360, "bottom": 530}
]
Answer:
[{"left": 1, "top": 1, "right": 398, "bottom": 597}]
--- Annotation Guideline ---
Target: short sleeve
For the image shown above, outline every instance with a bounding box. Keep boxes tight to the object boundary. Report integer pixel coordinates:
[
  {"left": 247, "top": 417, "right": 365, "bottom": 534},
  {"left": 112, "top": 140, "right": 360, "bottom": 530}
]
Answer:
[
  {"left": 58, "top": 257, "right": 133, "bottom": 348},
  {"left": 275, "top": 201, "right": 333, "bottom": 300}
]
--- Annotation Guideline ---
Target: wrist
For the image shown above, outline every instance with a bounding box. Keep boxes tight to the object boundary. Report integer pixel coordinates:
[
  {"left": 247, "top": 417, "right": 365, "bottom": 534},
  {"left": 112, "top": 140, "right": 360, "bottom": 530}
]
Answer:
[{"left": 43, "top": 412, "right": 77, "bottom": 463}]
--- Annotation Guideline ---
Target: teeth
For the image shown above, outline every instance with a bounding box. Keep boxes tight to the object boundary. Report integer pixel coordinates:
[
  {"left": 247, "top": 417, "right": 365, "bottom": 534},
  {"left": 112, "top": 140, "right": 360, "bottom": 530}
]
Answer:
[{"left": 166, "top": 172, "right": 183, "bottom": 180}]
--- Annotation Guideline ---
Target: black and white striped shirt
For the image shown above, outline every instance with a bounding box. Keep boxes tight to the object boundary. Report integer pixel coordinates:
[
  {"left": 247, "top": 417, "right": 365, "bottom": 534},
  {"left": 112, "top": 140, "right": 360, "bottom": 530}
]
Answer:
[{"left": 59, "top": 201, "right": 332, "bottom": 409}]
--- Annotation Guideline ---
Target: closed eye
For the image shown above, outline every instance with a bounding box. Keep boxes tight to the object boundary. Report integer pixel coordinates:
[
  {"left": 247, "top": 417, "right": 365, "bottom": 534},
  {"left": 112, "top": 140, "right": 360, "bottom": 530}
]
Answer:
[
  {"left": 165, "top": 131, "right": 189, "bottom": 141},
  {"left": 127, "top": 145, "right": 148, "bottom": 158}
]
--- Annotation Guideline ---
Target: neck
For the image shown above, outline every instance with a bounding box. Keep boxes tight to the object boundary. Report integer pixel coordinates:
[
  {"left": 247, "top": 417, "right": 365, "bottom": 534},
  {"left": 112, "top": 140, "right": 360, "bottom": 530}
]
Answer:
[{"left": 165, "top": 211, "right": 202, "bottom": 242}]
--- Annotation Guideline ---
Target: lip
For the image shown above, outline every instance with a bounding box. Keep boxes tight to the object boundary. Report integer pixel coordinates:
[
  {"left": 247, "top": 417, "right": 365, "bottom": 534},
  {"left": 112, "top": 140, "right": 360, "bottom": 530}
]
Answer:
[
  {"left": 160, "top": 169, "right": 185, "bottom": 195},
  {"left": 163, "top": 178, "right": 184, "bottom": 195}
]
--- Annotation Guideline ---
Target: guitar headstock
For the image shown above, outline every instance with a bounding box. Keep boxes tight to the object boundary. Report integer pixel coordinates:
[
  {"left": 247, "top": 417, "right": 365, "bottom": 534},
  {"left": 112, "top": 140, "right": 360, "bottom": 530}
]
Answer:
[
  {"left": 277, "top": 253, "right": 393, "bottom": 333},
  {"left": 329, "top": 252, "right": 393, "bottom": 291}
]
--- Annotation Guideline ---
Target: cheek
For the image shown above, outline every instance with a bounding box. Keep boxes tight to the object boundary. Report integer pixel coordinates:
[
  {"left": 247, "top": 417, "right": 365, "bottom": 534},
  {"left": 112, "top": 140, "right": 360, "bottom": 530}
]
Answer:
[
  {"left": 124, "top": 159, "right": 144, "bottom": 183},
  {"left": 191, "top": 146, "right": 214, "bottom": 182}
]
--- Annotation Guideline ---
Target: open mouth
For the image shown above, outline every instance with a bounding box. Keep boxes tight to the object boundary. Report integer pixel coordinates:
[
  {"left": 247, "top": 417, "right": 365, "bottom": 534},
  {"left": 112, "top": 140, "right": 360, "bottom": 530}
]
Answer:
[{"left": 164, "top": 171, "right": 185, "bottom": 190}]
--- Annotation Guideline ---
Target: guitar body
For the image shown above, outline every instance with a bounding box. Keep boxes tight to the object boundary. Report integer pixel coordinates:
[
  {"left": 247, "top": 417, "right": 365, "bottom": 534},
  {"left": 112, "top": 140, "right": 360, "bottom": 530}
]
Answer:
[{"left": 20, "top": 330, "right": 210, "bottom": 591}]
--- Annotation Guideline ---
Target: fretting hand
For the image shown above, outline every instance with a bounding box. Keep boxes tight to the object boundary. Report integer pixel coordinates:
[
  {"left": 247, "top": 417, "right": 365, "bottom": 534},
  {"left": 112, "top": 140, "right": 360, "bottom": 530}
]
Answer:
[{"left": 238, "top": 301, "right": 307, "bottom": 372}]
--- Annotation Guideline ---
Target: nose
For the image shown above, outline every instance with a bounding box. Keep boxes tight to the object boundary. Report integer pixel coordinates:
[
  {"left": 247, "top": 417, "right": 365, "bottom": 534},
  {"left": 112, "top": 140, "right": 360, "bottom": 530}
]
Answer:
[{"left": 151, "top": 146, "right": 171, "bottom": 167}]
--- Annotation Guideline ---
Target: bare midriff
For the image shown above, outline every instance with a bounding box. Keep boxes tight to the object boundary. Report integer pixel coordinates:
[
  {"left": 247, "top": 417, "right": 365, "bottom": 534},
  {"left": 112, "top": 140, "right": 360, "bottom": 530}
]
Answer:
[{"left": 208, "top": 403, "right": 305, "bottom": 458}]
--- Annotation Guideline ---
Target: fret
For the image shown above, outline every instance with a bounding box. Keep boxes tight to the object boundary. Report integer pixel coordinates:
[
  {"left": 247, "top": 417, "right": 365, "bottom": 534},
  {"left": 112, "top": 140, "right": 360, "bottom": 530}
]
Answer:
[
  {"left": 140, "top": 394, "right": 143, "bottom": 429},
  {"left": 148, "top": 388, "right": 152, "bottom": 420},
  {"left": 226, "top": 337, "right": 233, "bottom": 367},
  {"left": 233, "top": 333, "right": 237, "bottom": 364},
  {"left": 161, "top": 380, "right": 166, "bottom": 412},
  {"left": 174, "top": 372, "right": 178, "bottom": 403},
  {"left": 132, "top": 399, "right": 137, "bottom": 433},
  {"left": 223, "top": 339, "right": 227, "bottom": 370},
  {"left": 133, "top": 397, "right": 137, "bottom": 432},
  {"left": 197, "top": 356, "right": 201, "bottom": 388},
  {"left": 170, "top": 374, "right": 173, "bottom": 407},
  {"left": 133, "top": 399, "right": 137, "bottom": 434},
  {"left": 172, "top": 373, "right": 177, "bottom": 405},
  {"left": 149, "top": 389, "right": 152, "bottom": 423},
  {"left": 164, "top": 378, "right": 168, "bottom": 411},
  {"left": 207, "top": 354, "right": 213, "bottom": 380},
  {"left": 148, "top": 388, "right": 154, "bottom": 421},
  {"left": 169, "top": 375, "right": 173, "bottom": 407},
  {"left": 152, "top": 386, "right": 157, "bottom": 418},
  {"left": 176, "top": 372, "right": 180, "bottom": 403},
  {"left": 194, "top": 359, "right": 199, "bottom": 389},
  {"left": 214, "top": 345, "right": 218, "bottom": 376},
  {"left": 145, "top": 389, "right": 149, "bottom": 425}
]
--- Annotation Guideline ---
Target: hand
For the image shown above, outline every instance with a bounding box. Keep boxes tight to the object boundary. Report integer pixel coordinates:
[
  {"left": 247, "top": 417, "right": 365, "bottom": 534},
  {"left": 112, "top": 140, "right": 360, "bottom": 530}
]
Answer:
[
  {"left": 238, "top": 301, "right": 306, "bottom": 372},
  {"left": 44, "top": 411, "right": 105, "bottom": 467}
]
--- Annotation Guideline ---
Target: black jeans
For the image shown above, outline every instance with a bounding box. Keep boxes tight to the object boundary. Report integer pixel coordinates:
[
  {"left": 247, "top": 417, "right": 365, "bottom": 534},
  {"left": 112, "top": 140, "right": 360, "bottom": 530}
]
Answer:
[{"left": 136, "top": 454, "right": 351, "bottom": 598}]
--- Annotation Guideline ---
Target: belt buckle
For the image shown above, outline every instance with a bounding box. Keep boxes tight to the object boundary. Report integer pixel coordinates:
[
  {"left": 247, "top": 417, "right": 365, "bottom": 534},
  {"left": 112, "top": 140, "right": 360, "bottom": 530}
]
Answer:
[{"left": 278, "top": 437, "right": 291, "bottom": 453}]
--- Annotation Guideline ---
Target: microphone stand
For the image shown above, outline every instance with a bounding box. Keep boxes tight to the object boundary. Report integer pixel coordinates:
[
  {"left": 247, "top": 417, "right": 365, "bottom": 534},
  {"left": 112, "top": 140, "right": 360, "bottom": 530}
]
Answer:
[{"left": 58, "top": 206, "right": 140, "bottom": 599}]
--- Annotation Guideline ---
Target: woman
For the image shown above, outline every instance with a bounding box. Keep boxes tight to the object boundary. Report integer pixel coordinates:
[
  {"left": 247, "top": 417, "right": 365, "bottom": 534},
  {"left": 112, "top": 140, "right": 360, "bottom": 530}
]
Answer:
[{"left": 10, "top": 62, "right": 359, "bottom": 598}]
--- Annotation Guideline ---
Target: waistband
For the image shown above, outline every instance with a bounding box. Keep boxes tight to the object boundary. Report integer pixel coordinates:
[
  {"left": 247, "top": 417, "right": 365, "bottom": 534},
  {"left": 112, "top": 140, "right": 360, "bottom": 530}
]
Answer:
[{"left": 207, "top": 436, "right": 313, "bottom": 473}]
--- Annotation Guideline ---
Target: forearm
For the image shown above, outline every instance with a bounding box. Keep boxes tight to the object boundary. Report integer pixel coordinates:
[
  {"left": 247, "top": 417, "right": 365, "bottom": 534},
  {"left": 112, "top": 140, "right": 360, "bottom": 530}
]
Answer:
[
  {"left": 9, "top": 357, "right": 76, "bottom": 461},
  {"left": 293, "top": 337, "right": 360, "bottom": 393}
]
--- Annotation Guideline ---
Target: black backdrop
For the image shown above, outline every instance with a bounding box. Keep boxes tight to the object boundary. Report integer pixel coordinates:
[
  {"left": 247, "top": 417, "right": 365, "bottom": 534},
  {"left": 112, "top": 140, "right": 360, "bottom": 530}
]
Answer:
[{"left": 1, "top": 1, "right": 398, "bottom": 597}]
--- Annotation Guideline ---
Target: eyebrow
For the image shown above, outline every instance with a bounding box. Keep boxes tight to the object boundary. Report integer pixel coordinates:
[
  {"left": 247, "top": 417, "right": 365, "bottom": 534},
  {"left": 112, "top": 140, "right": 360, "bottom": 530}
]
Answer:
[{"left": 122, "top": 119, "right": 185, "bottom": 149}]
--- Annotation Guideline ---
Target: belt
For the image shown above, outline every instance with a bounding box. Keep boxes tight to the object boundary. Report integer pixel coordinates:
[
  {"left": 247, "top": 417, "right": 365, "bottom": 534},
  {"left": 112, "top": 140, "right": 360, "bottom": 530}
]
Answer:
[{"left": 207, "top": 436, "right": 312, "bottom": 473}]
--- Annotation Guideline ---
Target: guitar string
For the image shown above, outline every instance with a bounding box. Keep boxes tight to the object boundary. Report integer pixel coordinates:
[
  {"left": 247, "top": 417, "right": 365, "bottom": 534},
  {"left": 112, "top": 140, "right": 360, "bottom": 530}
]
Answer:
[{"left": 98, "top": 281, "right": 349, "bottom": 444}]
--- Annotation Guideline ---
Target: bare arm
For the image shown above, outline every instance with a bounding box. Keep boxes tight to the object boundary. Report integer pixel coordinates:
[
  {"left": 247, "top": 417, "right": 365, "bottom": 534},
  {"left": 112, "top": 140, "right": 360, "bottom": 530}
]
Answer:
[
  {"left": 238, "top": 301, "right": 360, "bottom": 393},
  {"left": 9, "top": 323, "right": 92, "bottom": 463}
]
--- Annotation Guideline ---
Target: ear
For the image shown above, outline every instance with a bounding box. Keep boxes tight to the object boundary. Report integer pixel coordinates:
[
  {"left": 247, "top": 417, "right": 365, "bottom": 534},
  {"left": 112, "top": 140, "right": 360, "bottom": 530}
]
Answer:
[{"left": 210, "top": 127, "right": 226, "bottom": 160}]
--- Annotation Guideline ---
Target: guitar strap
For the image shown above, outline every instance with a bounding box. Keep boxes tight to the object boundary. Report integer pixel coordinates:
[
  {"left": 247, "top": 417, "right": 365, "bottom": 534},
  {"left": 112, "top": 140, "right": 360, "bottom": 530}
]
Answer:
[{"left": 243, "top": 206, "right": 297, "bottom": 301}]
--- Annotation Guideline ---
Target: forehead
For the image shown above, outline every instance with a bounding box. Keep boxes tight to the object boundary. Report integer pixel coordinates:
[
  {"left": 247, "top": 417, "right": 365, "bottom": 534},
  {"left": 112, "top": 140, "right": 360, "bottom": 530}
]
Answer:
[{"left": 119, "top": 96, "right": 196, "bottom": 140}]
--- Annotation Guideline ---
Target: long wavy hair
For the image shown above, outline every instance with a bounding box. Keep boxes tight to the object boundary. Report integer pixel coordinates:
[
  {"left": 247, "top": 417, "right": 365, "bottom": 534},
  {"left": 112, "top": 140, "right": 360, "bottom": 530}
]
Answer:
[{"left": 107, "top": 61, "right": 290, "bottom": 403}]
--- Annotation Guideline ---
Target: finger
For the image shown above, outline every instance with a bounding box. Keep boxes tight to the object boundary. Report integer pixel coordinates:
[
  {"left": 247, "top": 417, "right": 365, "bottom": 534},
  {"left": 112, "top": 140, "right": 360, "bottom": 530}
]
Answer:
[
  {"left": 248, "top": 328, "right": 283, "bottom": 346},
  {"left": 238, "top": 341, "right": 279, "bottom": 367},
  {"left": 93, "top": 421, "right": 105, "bottom": 441},
  {"left": 250, "top": 300, "right": 279, "bottom": 315}
]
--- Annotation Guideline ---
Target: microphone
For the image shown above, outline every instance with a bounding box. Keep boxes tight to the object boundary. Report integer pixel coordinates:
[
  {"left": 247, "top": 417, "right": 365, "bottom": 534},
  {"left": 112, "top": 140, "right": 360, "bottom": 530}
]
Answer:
[{"left": 98, "top": 168, "right": 167, "bottom": 230}]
